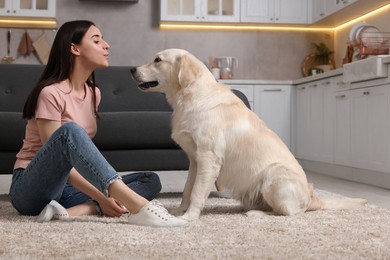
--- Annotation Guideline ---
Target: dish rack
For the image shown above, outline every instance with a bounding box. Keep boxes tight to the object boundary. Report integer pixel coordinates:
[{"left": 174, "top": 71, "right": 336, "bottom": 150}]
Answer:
[{"left": 358, "top": 31, "right": 390, "bottom": 56}]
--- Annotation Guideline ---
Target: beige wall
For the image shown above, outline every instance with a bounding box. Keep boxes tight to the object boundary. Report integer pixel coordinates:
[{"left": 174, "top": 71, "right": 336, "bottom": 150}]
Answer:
[{"left": 0, "top": 0, "right": 332, "bottom": 80}]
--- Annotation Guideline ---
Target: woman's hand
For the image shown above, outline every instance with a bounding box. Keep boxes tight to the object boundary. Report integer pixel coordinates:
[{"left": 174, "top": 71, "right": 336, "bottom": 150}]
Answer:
[{"left": 98, "top": 197, "right": 129, "bottom": 217}]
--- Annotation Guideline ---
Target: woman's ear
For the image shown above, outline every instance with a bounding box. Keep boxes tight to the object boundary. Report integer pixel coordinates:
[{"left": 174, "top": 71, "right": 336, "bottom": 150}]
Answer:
[{"left": 70, "top": 43, "right": 80, "bottom": 56}]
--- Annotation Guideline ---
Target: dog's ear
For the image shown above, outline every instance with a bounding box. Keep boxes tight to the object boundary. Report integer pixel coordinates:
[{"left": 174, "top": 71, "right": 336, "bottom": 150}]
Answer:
[{"left": 178, "top": 54, "right": 202, "bottom": 88}]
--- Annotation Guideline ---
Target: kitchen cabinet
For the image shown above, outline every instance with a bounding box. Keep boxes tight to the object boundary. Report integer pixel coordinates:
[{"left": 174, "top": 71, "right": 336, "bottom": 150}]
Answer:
[
  {"left": 311, "top": 0, "right": 325, "bottom": 23},
  {"left": 160, "top": 0, "right": 240, "bottom": 23},
  {"left": 295, "top": 78, "right": 335, "bottom": 163},
  {"left": 295, "top": 84, "right": 310, "bottom": 159},
  {"left": 241, "top": 0, "right": 308, "bottom": 24},
  {"left": 311, "top": 0, "right": 358, "bottom": 23},
  {"left": 350, "top": 85, "right": 388, "bottom": 172},
  {"left": 295, "top": 83, "right": 311, "bottom": 158},
  {"left": 334, "top": 90, "right": 350, "bottom": 166},
  {"left": 254, "top": 85, "right": 291, "bottom": 148},
  {"left": 326, "top": 0, "right": 358, "bottom": 16},
  {"left": 0, "top": 0, "right": 56, "bottom": 17},
  {"left": 297, "top": 70, "right": 390, "bottom": 175}
]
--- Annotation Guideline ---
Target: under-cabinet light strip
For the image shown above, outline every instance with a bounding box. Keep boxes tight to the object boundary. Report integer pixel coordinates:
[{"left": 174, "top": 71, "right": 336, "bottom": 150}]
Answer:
[{"left": 0, "top": 18, "right": 57, "bottom": 29}]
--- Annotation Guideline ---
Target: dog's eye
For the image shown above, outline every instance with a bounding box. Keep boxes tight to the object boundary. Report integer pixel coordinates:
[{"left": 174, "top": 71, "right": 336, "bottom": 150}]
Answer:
[{"left": 154, "top": 57, "right": 162, "bottom": 63}]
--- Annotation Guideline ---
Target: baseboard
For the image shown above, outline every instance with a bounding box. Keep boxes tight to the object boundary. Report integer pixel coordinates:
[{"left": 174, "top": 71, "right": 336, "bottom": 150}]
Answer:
[{"left": 299, "top": 159, "right": 390, "bottom": 190}]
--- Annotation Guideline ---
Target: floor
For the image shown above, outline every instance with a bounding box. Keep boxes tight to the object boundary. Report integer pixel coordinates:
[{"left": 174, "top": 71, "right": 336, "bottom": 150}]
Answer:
[{"left": 1, "top": 170, "right": 390, "bottom": 209}]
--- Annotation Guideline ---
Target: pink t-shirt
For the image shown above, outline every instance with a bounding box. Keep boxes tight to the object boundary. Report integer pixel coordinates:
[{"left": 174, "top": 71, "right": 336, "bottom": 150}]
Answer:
[{"left": 14, "top": 79, "right": 101, "bottom": 170}]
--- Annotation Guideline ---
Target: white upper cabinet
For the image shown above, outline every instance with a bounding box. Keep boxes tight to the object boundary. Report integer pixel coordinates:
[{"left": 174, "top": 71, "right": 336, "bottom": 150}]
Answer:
[
  {"left": 160, "top": 0, "right": 240, "bottom": 23},
  {"left": 241, "top": 0, "right": 308, "bottom": 24},
  {"left": 326, "top": 0, "right": 358, "bottom": 16},
  {"left": 311, "top": 0, "right": 326, "bottom": 23},
  {"left": 0, "top": 0, "right": 56, "bottom": 17}
]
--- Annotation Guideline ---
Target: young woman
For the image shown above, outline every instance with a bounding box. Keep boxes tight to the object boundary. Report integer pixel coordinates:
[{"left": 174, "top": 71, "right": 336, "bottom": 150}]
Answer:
[{"left": 9, "top": 20, "right": 187, "bottom": 227}]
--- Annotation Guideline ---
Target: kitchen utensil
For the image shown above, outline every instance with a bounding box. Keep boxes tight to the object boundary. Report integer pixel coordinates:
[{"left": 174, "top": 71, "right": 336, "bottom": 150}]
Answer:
[
  {"left": 208, "top": 56, "right": 218, "bottom": 68},
  {"left": 211, "top": 67, "right": 220, "bottom": 79},
  {"left": 216, "top": 57, "right": 237, "bottom": 79},
  {"left": 349, "top": 22, "right": 367, "bottom": 45},
  {"left": 2, "top": 29, "right": 15, "bottom": 63},
  {"left": 17, "top": 31, "right": 34, "bottom": 57}
]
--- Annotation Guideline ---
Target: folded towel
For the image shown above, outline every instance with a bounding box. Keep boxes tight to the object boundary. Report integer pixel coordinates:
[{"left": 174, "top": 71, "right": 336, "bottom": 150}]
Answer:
[
  {"left": 17, "top": 31, "right": 34, "bottom": 57},
  {"left": 33, "top": 33, "right": 51, "bottom": 65}
]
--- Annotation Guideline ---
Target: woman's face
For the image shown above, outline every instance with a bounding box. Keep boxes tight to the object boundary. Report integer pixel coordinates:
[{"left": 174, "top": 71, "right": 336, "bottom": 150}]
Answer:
[{"left": 75, "top": 25, "right": 110, "bottom": 69}]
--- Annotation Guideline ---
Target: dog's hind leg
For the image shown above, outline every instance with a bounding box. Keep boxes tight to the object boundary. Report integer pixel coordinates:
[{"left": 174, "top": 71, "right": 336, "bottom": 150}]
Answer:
[{"left": 261, "top": 164, "right": 310, "bottom": 216}]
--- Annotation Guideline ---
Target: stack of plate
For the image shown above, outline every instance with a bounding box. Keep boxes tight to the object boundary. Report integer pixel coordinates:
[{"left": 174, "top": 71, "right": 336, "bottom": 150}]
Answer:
[{"left": 349, "top": 23, "right": 388, "bottom": 55}]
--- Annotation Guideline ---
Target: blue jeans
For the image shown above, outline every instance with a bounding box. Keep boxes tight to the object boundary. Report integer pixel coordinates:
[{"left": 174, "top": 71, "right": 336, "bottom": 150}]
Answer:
[{"left": 9, "top": 122, "right": 161, "bottom": 216}]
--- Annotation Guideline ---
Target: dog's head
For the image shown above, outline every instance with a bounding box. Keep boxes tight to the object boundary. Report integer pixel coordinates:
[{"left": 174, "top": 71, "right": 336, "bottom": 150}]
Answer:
[{"left": 131, "top": 49, "right": 209, "bottom": 96}]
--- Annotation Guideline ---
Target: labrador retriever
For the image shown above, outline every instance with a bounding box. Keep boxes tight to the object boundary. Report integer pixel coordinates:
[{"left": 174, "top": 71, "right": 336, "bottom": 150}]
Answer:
[{"left": 131, "top": 49, "right": 367, "bottom": 221}]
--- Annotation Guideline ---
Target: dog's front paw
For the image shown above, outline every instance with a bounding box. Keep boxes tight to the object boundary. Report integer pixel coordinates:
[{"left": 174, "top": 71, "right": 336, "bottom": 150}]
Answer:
[
  {"left": 179, "top": 212, "right": 200, "bottom": 221},
  {"left": 170, "top": 207, "right": 186, "bottom": 217}
]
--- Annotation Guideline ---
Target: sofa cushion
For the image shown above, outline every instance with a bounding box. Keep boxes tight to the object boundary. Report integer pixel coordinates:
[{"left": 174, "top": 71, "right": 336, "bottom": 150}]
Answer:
[
  {"left": 0, "top": 112, "right": 25, "bottom": 150},
  {"left": 93, "top": 111, "right": 178, "bottom": 149},
  {"left": 0, "top": 64, "right": 43, "bottom": 112},
  {"left": 94, "top": 67, "right": 173, "bottom": 112}
]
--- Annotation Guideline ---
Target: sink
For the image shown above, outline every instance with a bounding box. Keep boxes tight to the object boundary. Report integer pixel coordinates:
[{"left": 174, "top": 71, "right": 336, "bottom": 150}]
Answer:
[{"left": 343, "top": 56, "right": 388, "bottom": 83}]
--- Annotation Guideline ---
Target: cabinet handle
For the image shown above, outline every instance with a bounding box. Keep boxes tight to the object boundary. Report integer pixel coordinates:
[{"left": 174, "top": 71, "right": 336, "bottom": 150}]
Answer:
[
  {"left": 264, "top": 89, "right": 282, "bottom": 92},
  {"left": 298, "top": 86, "right": 306, "bottom": 90},
  {"left": 363, "top": 91, "right": 370, "bottom": 95},
  {"left": 310, "top": 84, "right": 318, "bottom": 88},
  {"left": 322, "top": 81, "right": 331, "bottom": 85},
  {"left": 335, "top": 94, "right": 346, "bottom": 98}
]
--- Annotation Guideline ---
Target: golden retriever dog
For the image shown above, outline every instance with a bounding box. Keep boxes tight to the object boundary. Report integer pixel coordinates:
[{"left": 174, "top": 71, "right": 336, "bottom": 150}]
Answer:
[{"left": 131, "top": 49, "right": 367, "bottom": 221}]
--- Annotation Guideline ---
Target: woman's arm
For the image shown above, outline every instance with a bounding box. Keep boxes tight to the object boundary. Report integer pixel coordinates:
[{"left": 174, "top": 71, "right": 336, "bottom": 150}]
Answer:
[{"left": 36, "top": 119, "right": 128, "bottom": 216}]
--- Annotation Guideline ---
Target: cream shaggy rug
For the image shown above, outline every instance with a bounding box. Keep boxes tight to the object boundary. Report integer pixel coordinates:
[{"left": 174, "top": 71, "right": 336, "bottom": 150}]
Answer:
[{"left": 1, "top": 190, "right": 390, "bottom": 260}]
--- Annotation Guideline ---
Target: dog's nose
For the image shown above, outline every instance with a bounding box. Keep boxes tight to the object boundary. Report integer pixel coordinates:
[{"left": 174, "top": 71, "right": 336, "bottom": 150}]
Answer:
[{"left": 130, "top": 67, "right": 137, "bottom": 74}]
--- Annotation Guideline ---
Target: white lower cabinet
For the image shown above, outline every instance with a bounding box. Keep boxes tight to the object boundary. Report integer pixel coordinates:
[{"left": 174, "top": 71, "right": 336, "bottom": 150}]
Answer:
[
  {"left": 334, "top": 90, "right": 351, "bottom": 166},
  {"left": 297, "top": 75, "right": 389, "bottom": 174},
  {"left": 295, "top": 82, "right": 312, "bottom": 158},
  {"left": 254, "top": 85, "right": 291, "bottom": 148},
  {"left": 295, "top": 78, "right": 334, "bottom": 162},
  {"left": 350, "top": 85, "right": 388, "bottom": 172}
]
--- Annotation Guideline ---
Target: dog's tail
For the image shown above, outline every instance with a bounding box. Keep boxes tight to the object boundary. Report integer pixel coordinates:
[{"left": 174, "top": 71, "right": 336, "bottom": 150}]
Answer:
[{"left": 306, "top": 184, "right": 367, "bottom": 211}]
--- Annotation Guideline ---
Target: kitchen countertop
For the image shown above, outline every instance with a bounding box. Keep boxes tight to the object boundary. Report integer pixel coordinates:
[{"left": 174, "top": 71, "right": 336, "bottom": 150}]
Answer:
[
  {"left": 292, "top": 68, "right": 343, "bottom": 85},
  {"left": 220, "top": 79, "right": 293, "bottom": 85},
  {"left": 220, "top": 55, "right": 390, "bottom": 86},
  {"left": 220, "top": 68, "right": 343, "bottom": 86}
]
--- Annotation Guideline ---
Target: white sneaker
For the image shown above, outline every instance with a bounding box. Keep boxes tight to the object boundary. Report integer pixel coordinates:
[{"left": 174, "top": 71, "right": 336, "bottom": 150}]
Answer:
[
  {"left": 36, "top": 200, "right": 69, "bottom": 222},
  {"left": 128, "top": 200, "right": 188, "bottom": 227}
]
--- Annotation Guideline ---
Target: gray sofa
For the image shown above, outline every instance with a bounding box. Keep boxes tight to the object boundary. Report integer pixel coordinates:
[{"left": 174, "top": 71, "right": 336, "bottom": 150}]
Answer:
[{"left": 0, "top": 64, "right": 250, "bottom": 174}]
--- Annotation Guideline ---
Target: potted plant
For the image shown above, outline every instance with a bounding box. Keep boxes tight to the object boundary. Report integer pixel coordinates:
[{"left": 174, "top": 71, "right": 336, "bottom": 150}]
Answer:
[{"left": 311, "top": 42, "right": 334, "bottom": 71}]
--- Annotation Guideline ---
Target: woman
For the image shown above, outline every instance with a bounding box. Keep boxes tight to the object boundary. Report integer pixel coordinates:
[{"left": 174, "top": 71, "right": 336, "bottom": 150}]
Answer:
[{"left": 9, "top": 20, "right": 187, "bottom": 227}]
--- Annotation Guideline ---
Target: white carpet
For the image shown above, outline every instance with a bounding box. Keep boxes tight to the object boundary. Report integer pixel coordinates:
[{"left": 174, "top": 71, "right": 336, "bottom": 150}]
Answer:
[{"left": 1, "top": 190, "right": 390, "bottom": 259}]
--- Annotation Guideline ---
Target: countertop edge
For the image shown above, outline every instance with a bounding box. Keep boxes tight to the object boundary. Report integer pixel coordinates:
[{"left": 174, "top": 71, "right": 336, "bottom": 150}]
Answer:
[{"left": 219, "top": 68, "right": 343, "bottom": 86}]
